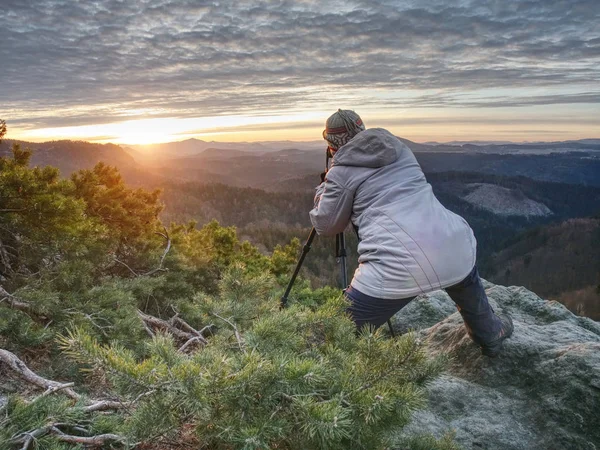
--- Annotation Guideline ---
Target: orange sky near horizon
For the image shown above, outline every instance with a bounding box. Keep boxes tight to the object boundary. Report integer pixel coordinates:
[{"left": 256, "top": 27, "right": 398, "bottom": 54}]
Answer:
[{"left": 7, "top": 101, "right": 600, "bottom": 146}]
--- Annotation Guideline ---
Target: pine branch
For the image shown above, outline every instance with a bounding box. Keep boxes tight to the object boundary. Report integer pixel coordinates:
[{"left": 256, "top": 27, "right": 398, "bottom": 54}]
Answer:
[
  {"left": 112, "top": 227, "right": 171, "bottom": 278},
  {"left": 356, "top": 338, "right": 419, "bottom": 393}
]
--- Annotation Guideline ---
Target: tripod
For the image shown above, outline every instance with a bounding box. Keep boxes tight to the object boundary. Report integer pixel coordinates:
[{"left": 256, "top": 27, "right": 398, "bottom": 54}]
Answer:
[{"left": 279, "top": 150, "right": 395, "bottom": 337}]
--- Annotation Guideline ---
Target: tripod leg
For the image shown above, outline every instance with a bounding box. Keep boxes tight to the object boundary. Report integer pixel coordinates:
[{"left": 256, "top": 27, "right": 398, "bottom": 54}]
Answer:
[
  {"left": 387, "top": 319, "right": 395, "bottom": 337},
  {"left": 336, "top": 233, "right": 348, "bottom": 288},
  {"left": 280, "top": 228, "right": 317, "bottom": 308}
]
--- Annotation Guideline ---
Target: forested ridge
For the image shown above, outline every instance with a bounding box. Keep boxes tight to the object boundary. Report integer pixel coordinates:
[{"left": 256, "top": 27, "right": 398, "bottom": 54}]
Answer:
[
  {"left": 0, "top": 131, "right": 459, "bottom": 448},
  {"left": 485, "top": 218, "right": 600, "bottom": 319},
  {"left": 153, "top": 172, "right": 600, "bottom": 309}
]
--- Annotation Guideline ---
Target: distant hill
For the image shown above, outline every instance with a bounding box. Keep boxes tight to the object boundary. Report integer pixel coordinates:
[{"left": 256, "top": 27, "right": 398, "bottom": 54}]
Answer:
[
  {"left": 127, "top": 138, "right": 324, "bottom": 162},
  {"left": 0, "top": 139, "right": 137, "bottom": 176},
  {"left": 12, "top": 136, "right": 598, "bottom": 189},
  {"left": 138, "top": 148, "right": 324, "bottom": 188},
  {"left": 137, "top": 140, "right": 600, "bottom": 188},
  {"left": 199, "top": 148, "right": 249, "bottom": 159},
  {"left": 416, "top": 138, "right": 600, "bottom": 153},
  {"left": 0, "top": 139, "right": 172, "bottom": 188},
  {"left": 125, "top": 138, "right": 260, "bottom": 162},
  {"left": 415, "top": 152, "right": 600, "bottom": 186}
]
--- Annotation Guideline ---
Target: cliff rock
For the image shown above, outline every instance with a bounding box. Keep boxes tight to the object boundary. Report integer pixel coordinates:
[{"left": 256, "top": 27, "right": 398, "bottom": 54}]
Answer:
[{"left": 396, "top": 281, "right": 600, "bottom": 450}]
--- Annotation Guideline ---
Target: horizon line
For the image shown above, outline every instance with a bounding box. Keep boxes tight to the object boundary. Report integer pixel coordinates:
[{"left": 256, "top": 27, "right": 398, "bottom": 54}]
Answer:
[{"left": 3, "top": 135, "right": 600, "bottom": 147}]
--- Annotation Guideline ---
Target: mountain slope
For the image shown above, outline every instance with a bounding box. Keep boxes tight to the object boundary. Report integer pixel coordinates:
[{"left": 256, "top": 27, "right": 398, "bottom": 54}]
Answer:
[{"left": 0, "top": 139, "right": 137, "bottom": 176}]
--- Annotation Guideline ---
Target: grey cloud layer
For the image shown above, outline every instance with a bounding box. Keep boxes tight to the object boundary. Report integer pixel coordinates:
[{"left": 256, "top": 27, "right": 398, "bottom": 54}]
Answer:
[{"left": 1, "top": 0, "right": 599, "bottom": 128}]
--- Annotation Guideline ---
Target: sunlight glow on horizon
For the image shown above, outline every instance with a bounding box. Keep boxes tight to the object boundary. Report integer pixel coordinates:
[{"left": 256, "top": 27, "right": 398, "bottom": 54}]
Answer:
[
  {"left": 12, "top": 112, "right": 330, "bottom": 145},
  {"left": 6, "top": 84, "right": 600, "bottom": 145},
  {"left": 7, "top": 101, "right": 600, "bottom": 145}
]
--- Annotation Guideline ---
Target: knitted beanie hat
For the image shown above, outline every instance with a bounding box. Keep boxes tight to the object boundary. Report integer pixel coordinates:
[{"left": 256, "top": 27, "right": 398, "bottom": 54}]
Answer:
[{"left": 322, "top": 109, "right": 365, "bottom": 150}]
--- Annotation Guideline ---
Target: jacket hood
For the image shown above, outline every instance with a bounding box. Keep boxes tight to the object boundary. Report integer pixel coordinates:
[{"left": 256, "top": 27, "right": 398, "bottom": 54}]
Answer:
[{"left": 332, "top": 128, "right": 401, "bottom": 168}]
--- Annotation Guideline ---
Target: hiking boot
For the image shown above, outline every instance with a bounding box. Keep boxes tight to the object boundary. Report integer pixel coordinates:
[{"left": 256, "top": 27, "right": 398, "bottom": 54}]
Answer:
[{"left": 481, "top": 313, "right": 513, "bottom": 358}]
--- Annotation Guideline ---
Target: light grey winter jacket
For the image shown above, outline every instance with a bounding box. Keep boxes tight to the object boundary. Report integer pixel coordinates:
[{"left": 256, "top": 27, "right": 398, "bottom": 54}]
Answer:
[{"left": 309, "top": 128, "right": 476, "bottom": 299}]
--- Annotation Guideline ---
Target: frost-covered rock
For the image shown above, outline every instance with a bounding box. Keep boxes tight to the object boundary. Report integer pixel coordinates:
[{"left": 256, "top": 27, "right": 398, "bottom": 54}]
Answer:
[{"left": 397, "top": 282, "right": 600, "bottom": 450}]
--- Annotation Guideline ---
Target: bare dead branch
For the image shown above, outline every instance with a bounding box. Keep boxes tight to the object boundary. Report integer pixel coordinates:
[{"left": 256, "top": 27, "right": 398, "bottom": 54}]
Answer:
[
  {"left": 141, "top": 320, "right": 156, "bottom": 338},
  {"left": 20, "top": 435, "right": 34, "bottom": 450},
  {"left": 10, "top": 425, "right": 53, "bottom": 448},
  {"left": 54, "top": 430, "right": 126, "bottom": 446},
  {"left": 36, "top": 382, "right": 76, "bottom": 401},
  {"left": 0, "top": 287, "right": 51, "bottom": 325},
  {"left": 211, "top": 313, "right": 245, "bottom": 353},
  {"left": 0, "top": 296, "right": 32, "bottom": 313},
  {"left": 0, "top": 239, "right": 13, "bottom": 274},
  {"left": 113, "top": 258, "right": 139, "bottom": 277},
  {"left": 178, "top": 336, "right": 207, "bottom": 353},
  {"left": 83, "top": 389, "right": 155, "bottom": 414},
  {"left": 137, "top": 310, "right": 193, "bottom": 341},
  {"left": 138, "top": 310, "right": 212, "bottom": 353},
  {"left": 11, "top": 425, "right": 126, "bottom": 448},
  {"left": 142, "top": 226, "right": 172, "bottom": 276},
  {"left": 171, "top": 316, "right": 208, "bottom": 339},
  {"left": 83, "top": 400, "right": 128, "bottom": 413},
  {"left": 0, "top": 349, "right": 80, "bottom": 400},
  {"left": 198, "top": 324, "right": 216, "bottom": 336}
]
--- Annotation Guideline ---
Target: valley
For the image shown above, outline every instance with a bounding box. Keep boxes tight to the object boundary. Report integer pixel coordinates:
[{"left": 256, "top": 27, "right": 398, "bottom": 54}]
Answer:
[{"left": 2, "top": 136, "right": 599, "bottom": 319}]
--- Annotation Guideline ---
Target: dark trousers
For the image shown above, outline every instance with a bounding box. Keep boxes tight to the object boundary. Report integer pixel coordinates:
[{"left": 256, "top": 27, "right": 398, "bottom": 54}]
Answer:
[{"left": 345, "top": 266, "right": 502, "bottom": 345}]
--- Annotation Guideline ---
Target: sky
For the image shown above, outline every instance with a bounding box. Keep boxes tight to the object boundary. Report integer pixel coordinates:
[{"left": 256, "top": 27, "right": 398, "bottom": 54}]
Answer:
[{"left": 1, "top": 0, "right": 599, "bottom": 145}]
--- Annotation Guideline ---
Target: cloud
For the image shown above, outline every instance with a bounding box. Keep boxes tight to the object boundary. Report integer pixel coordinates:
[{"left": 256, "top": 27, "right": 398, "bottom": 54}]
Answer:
[{"left": 1, "top": 0, "right": 599, "bottom": 132}]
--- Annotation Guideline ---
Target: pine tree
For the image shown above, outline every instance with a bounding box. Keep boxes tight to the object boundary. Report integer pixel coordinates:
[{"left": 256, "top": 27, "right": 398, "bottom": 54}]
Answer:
[
  {"left": 55, "top": 263, "right": 446, "bottom": 450},
  {"left": 0, "top": 118, "right": 6, "bottom": 143}
]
